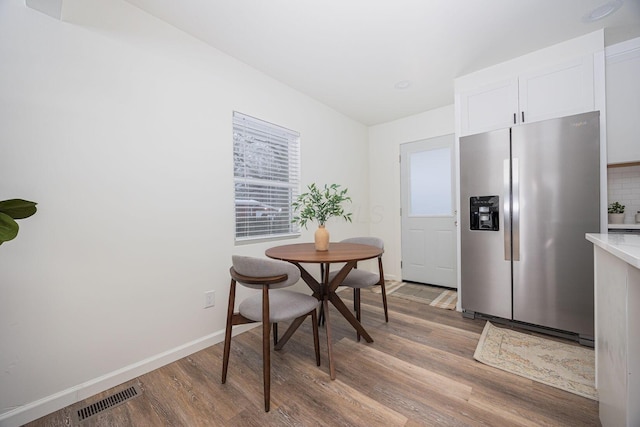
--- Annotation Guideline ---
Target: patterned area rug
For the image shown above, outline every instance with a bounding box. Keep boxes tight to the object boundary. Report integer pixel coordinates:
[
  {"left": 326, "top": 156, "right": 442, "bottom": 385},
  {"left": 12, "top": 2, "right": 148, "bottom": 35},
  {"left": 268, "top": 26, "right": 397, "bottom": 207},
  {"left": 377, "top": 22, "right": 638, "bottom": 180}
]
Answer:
[
  {"left": 372, "top": 281, "right": 457, "bottom": 310},
  {"left": 474, "top": 322, "right": 597, "bottom": 400}
]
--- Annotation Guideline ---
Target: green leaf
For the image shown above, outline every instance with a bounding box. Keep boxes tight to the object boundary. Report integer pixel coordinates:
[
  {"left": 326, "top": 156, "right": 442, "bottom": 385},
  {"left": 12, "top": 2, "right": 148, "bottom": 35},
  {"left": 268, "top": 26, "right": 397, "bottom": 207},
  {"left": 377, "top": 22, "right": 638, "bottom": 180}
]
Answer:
[
  {"left": 0, "top": 212, "right": 19, "bottom": 243},
  {"left": 291, "top": 183, "right": 352, "bottom": 228},
  {"left": 0, "top": 199, "right": 37, "bottom": 219}
]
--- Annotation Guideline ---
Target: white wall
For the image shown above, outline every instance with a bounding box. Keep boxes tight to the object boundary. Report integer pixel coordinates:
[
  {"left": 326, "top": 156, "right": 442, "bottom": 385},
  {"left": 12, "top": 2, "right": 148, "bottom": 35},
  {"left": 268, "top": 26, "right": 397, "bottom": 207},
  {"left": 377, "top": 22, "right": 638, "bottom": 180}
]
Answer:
[
  {"left": 0, "top": 1, "right": 369, "bottom": 425},
  {"left": 368, "top": 105, "right": 455, "bottom": 281}
]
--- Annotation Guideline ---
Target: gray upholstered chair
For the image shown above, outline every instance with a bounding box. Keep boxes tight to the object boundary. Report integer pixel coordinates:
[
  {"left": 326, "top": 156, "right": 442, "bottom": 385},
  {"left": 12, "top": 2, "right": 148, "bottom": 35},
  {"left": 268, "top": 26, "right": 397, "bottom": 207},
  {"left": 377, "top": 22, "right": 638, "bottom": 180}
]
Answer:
[
  {"left": 328, "top": 237, "right": 388, "bottom": 341},
  {"left": 221, "top": 255, "right": 321, "bottom": 412}
]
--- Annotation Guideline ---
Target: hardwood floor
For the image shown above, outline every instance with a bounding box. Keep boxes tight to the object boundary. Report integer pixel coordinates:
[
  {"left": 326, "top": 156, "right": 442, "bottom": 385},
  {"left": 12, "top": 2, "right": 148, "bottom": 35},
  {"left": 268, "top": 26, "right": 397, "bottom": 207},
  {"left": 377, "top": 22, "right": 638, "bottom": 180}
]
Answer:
[{"left": 26, "top": 289, "right": 600, "bottom": 426}]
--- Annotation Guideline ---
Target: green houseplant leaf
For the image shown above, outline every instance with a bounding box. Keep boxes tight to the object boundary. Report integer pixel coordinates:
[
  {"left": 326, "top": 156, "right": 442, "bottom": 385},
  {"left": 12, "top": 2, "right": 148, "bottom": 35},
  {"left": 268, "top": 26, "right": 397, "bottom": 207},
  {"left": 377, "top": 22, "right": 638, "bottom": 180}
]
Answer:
[
  {"left": 292, "top": 183, "right": 352, "bottom": 229},
  {"left": 0, "top": 199, "right": 38, "bottom": 219},
  {"left": 0, "top": 212, "right": 19, "bottom": 244},
  {"left": 0, "top": 199, "right": 37, "bottom": 245},
  {"left": 607, "top": 202, "right": 625, "bottom": 214}
]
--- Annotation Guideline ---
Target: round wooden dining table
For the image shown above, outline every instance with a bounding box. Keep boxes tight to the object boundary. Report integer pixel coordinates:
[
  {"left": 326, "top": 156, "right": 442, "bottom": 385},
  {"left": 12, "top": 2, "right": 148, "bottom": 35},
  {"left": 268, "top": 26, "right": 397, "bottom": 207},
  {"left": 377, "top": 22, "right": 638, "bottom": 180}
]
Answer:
[{"left": 265, "top": 242, "right": 382, "bottom": 379}]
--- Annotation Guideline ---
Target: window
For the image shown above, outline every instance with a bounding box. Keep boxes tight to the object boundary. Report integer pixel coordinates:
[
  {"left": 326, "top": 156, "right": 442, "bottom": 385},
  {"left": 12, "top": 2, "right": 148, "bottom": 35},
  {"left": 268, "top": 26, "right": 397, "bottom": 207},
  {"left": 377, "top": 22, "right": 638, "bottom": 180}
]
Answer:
[
  {"left": 233, "top": 112, "right": 300, "bottom": 241},
  {"left": 409, "top": 147, "right": 452, "bottom": 216}
]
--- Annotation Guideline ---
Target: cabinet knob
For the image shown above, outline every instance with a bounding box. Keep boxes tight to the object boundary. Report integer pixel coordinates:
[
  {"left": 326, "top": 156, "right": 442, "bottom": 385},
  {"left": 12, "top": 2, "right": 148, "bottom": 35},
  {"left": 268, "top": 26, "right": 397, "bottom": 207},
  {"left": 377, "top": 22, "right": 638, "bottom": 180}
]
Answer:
[
  {"left": 522, "top": 111, "right": 525, "bottom": 122},
  {"left": 513, "top": 113, "right": 516, "bottom": 124}
]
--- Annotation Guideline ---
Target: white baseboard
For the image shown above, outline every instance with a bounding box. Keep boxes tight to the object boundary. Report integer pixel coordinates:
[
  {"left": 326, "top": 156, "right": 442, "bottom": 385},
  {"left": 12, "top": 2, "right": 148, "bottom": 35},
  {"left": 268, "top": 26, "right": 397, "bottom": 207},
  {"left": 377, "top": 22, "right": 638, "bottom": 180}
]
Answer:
[{"left": 0, "top": 325, "right": 255, "bottom": 427}]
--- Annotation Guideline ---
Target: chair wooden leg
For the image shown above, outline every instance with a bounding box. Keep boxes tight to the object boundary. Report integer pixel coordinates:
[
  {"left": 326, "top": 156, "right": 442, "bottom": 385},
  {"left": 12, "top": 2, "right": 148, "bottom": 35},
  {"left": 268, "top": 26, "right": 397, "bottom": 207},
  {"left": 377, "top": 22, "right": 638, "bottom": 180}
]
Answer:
[
  {"left": 380, "top": 281, "right": 389, "bottom": 323},
  {"left": 311, "top": 308, "right": 321, "bottom": 366},
  {"left": 221, "top": 279, "right": 236, "bottom": 384},
  {"left": 273, "top": 323, "right": 278, "bottom": 346},
  {"left": 262, "top": 286, "right": 271, "bottom": 412},
  {"left": 355, "top": 288, "right": 361, "bottom": 342},
  {"left": 378, "top": 258, "right": 388, "bottom": 322}
]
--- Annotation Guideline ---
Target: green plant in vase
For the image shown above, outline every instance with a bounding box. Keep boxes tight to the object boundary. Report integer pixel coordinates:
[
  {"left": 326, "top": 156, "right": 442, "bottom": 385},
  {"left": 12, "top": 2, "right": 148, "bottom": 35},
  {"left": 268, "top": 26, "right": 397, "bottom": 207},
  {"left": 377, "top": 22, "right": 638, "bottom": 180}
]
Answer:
[
  {"left": 608, "top": 202, "right": 625, "bottom": 214},
  {"left": 608, "top": 201, "right": 625, "bottom": 224},
  {"left": 292, "top": 183, "right": 352, "bottom": 250}
]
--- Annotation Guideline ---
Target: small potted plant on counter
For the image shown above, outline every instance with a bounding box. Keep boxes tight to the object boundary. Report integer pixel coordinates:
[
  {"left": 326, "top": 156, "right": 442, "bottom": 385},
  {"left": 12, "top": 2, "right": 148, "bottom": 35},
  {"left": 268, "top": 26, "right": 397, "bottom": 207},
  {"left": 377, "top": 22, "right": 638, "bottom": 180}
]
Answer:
[{"left": 608, "top": 201, "right": 625, "bottom": 224}]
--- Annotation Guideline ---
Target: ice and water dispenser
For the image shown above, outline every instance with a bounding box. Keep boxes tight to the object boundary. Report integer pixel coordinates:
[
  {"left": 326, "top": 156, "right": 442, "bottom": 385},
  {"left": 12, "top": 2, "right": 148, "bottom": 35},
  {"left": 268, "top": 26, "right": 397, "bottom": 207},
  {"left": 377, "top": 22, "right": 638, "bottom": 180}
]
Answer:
[{"left": 469, "top": 196, "right": 499, "bottom": 231}]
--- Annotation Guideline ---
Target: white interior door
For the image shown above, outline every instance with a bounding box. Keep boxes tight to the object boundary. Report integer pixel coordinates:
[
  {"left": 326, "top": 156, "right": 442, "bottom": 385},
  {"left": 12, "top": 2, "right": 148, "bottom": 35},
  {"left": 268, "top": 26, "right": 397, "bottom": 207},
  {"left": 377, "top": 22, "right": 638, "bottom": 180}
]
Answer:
[{"left": 400, "top": 135, "right": 457, "bottom": 288}]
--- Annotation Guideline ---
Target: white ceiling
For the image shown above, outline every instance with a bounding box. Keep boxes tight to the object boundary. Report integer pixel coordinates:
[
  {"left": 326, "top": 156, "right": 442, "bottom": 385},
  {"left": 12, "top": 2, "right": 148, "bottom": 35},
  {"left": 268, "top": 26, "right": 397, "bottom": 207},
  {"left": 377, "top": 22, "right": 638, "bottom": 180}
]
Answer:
[{"left": 125, "top": 0, "right": 640, "bottom": 125}]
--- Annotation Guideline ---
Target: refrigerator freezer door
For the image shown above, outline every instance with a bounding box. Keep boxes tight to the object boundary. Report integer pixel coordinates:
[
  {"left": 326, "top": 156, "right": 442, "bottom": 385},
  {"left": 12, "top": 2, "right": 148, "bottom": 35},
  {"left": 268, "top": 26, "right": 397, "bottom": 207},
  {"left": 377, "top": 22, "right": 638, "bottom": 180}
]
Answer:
[
  {"left": 511, "top": 111, "right": 600, "bottom": 338},
  {"left": 460, "top": 128, "right": 512, "bottom": 319}
]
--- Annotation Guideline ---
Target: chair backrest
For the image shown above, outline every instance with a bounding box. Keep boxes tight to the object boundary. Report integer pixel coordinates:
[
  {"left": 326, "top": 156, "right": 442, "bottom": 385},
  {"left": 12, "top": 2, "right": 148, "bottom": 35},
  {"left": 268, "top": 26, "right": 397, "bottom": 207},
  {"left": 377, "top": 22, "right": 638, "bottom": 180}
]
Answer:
[
  {"left": 231, "top": 255, "right": 301, "bottom": 289},
  {"left": 341, "top": 237, "right": 384, "bottom": 252}
]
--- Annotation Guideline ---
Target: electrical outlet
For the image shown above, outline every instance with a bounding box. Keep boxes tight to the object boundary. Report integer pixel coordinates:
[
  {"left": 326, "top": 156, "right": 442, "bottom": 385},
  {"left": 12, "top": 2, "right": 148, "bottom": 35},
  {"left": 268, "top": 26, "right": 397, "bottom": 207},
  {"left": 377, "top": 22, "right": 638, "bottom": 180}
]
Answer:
[{"left": 204, "top": 290, "right": 215, "bottom": 308}]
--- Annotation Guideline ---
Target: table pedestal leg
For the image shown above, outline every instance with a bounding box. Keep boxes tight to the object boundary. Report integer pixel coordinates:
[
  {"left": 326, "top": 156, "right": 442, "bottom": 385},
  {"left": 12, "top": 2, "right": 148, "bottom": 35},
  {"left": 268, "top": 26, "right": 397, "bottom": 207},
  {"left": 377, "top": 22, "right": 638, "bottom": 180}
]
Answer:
[
  {"left": 274, "top": 315, "right": 306, "bottom": 350},
  {"left": 323, "top": 298, "right": 335, "bottom": 380},
  {"left": 328, "top": 292, "right": 374, "bottom": 343},
  {"left": 291, "top": 261, "right": 372, "bottom": 380}
]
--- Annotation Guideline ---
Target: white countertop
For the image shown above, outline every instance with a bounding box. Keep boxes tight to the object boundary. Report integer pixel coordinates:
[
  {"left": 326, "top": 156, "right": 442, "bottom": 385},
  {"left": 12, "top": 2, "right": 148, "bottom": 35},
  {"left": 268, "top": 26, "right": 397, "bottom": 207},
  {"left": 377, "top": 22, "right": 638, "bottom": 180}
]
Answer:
[{"left": 586, "top": 233, "right": 640, "bottom": 269}]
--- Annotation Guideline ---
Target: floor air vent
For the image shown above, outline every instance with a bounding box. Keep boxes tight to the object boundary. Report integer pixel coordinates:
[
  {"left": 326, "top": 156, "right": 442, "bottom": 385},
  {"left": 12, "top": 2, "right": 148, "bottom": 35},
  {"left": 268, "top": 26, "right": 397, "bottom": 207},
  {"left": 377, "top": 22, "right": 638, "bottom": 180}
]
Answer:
[{"left": 75, "top": 384, "right": 141, "bottom": 422}]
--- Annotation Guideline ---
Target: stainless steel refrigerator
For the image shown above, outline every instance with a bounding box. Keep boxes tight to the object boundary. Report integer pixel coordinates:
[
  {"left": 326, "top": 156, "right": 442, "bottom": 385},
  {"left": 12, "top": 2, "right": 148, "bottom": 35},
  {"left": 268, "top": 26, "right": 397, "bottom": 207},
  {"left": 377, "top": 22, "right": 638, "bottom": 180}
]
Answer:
[{"left": 460, "top": 111, "right": 600, "bottom": 344}]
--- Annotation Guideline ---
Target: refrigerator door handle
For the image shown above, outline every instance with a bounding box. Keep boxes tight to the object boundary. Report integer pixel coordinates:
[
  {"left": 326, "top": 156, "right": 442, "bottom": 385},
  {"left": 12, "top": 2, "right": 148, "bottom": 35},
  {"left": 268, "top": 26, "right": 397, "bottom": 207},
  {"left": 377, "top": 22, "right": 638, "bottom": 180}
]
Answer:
[
  {"left": 512, "top": 157, "right": 520, "bottom": 261},
  {"left": 503, "top": 159, "right": 511, "bottom": 261}
]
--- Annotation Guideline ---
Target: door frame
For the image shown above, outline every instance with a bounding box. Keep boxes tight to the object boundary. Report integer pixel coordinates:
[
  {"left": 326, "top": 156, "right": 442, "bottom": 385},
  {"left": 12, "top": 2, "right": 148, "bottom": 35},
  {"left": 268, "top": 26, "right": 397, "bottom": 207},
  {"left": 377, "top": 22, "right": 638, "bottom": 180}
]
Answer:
[{"left": 400, "top": 134, "right": 457, "bottom": 288}]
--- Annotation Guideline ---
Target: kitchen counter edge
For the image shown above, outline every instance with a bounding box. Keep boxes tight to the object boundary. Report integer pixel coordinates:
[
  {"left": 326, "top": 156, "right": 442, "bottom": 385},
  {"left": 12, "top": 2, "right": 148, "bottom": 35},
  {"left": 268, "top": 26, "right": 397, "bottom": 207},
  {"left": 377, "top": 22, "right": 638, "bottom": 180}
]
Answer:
[{"left": 586, "top": 233, "right": 640, "bottom": 269}]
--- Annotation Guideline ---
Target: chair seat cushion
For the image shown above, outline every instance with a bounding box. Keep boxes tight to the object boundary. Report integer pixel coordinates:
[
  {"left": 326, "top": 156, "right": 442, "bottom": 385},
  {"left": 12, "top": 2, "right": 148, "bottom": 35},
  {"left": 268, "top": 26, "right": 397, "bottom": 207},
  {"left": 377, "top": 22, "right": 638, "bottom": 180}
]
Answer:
[
  {"left": 328, "top": 269, "right": 380, "bottom": 288},
  {"left": 239, "top": 290, "right": 319, "bottom": 323}
]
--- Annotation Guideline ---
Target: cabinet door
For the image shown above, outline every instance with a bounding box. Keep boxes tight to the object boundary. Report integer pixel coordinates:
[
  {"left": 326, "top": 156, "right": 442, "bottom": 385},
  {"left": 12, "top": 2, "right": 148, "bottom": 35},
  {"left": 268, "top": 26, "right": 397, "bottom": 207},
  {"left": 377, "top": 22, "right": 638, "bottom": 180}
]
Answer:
[
  {"left": 518, "top": 56, "right": 594, "bottom": 124},
  {"left": 459, "top": 78, "right": 518, "bottom": 136},
  {"left": 606, "top": 43, "right": 640, "bottom": 164}
]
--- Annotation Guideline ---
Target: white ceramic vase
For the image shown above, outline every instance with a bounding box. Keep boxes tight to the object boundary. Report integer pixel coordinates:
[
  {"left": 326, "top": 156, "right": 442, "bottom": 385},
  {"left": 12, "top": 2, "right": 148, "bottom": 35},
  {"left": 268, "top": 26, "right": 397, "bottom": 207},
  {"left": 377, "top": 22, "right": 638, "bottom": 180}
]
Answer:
[{"left": 608, "top": 213, "right": 625, "bottom": 224}]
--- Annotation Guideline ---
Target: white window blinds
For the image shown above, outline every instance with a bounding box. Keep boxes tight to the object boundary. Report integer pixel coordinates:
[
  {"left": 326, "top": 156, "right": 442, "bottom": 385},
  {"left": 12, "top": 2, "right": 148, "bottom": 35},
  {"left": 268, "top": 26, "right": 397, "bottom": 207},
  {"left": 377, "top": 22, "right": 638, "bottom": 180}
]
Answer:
[{"left": 233, "top": 112, "right": 300, "bottom": 241}]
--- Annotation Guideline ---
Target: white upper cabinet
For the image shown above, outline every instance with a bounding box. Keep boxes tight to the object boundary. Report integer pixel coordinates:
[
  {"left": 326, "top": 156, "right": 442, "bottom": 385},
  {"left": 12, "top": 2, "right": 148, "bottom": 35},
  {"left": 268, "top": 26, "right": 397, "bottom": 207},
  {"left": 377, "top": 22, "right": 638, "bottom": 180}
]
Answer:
[
  {"left": 458, "top": 55, "right": 595, "bottom": 136},
  {"left": 606, "top": 37, "right": 640, "bottom": 165},
  {"left": 519, "top": 56, "right": 594, "bottom": 124},
  {"left": 459, "top": 78, "right": 518, "bottom": 135}
]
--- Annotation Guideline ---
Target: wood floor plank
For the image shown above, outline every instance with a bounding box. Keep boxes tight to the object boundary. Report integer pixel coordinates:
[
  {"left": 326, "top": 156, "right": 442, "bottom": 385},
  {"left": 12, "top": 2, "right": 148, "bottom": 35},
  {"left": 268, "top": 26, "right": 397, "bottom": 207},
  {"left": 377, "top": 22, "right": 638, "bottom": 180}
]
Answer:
[
  {"left": 330, "top": 337, "right": 534, "bottom": 427},
  {"left": 25, "top": 289, "right": 599, "bottom": 426},
  {"left": 334, "top": 337, "right": 473, "bottom": 401},
  {"left": 282, "top": 356, "right": 408, "bottom": 427}
]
